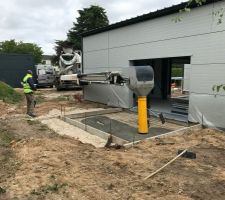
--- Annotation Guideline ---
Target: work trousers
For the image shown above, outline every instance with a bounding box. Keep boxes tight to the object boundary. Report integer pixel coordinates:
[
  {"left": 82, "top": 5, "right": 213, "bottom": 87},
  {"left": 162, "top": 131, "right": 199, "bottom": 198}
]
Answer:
[{"left": 25, "top": 93, "right": 35, "bottom": 115}]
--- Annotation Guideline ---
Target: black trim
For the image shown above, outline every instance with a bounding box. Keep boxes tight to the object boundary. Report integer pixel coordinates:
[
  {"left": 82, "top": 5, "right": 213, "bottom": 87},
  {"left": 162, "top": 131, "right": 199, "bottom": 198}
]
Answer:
[{"left": 82, "top": 0, "right": 221, "bottom": 37}]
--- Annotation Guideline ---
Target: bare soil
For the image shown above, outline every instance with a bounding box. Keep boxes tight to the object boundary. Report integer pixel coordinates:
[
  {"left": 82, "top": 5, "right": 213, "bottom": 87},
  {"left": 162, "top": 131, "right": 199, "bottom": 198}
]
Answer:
[{"left": 0, "top": 89, "right": 225, "bottom": 200}]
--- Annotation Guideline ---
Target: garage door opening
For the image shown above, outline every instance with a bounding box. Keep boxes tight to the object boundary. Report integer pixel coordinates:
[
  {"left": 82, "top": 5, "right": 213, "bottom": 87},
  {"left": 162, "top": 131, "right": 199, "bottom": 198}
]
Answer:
[{"left": 130, "top": 56, "right": 191, "bottom": 121}]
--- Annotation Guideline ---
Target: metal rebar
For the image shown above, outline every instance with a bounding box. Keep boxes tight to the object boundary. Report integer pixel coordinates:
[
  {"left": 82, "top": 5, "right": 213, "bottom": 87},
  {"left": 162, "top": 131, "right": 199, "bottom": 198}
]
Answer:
[
  {"left": 109, "top": 118, "right": 112, "bottom": 134},
  {"left": 201, "top": 113, "right": 204, "bottom": 128},
  {"left": 84, "top": 112, "right": 87, "bottom": 131}
]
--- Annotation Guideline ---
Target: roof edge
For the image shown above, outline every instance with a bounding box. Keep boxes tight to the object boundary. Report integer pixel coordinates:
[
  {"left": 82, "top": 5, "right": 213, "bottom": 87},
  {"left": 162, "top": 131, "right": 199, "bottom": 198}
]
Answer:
[{"left": 82, "top": 0, "right": 222, "bottom": 37}]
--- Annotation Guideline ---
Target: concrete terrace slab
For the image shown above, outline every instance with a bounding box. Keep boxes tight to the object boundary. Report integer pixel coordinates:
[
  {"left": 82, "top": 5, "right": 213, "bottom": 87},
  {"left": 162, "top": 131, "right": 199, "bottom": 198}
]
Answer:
[
  {"left": 81, "top": 116, "right": 172, "bottom": 142},
  {"left": 61, "top": 108, "right": 191, "bottom": 146}
]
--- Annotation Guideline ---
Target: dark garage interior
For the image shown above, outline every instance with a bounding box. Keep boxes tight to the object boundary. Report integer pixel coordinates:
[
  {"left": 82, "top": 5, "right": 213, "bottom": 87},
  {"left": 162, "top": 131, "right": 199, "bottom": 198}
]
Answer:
[{"left": 130, "top": 56, "right": 191, "bottom": 120}]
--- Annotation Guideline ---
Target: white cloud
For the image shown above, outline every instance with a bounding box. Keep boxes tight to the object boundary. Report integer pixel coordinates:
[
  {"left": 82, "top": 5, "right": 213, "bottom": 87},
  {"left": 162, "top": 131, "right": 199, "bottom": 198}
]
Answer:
[{"left": 0, "top": 0, "right": 184, "bottom": 54}]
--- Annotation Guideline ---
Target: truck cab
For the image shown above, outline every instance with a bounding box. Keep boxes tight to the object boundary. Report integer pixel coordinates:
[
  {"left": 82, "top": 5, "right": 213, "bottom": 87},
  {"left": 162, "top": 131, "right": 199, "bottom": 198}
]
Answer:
[{"left": 35, "top": 64, "right": 54, "bottom": 88}]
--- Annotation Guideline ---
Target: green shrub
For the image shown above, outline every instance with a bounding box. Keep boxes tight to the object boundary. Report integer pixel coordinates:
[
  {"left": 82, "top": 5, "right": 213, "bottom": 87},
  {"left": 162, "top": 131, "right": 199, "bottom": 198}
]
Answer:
[
  {"left": 172, "top": 68, "right": 183, "bottom": 77},
  {"left": 0, "top": 81, "right": 23, "bottom": 103},
  {"left": 31, "top": 183, "right": 68, "bottom": 195}
]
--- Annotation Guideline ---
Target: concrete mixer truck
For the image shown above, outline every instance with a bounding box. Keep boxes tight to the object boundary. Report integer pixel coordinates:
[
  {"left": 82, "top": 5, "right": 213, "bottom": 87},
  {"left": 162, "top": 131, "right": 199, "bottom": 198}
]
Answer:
[{"left": 54, "top": 47, "right": 82, "bottom": 90}]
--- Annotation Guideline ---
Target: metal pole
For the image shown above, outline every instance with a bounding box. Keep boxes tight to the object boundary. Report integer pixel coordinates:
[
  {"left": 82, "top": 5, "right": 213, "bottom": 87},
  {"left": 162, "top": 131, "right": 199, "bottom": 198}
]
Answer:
[{"left": 138, "top": 96, "right": 148, "bottom": 134}]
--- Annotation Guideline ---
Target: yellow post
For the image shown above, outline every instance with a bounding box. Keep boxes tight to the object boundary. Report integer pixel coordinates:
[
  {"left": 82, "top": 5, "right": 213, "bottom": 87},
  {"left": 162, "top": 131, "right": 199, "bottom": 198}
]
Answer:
[{"left": 138, "top": 96, "right": 148, "bottom": 134}]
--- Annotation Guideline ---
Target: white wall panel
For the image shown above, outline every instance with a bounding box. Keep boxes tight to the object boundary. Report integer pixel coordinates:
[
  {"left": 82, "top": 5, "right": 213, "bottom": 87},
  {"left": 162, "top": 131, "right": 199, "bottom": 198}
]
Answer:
[
  {"left": 108, "top": 31, "right": 225, "bottom": 67},
  {"left": 83, "top": 32, "right": 108, "bottom": 52},
  {"left": 109, "top": 31, "right": 225, "bottom": 67},
  {"left": 183, "top": 64, "right": 191, "bottom": 92},
  {"left": 83, "top": 50, "right": 108, "bottom": 71},
  {"left": 108, "top": 4, "right": 216, "bottom": 48},
  {"left": 190, "top": 63, "right": 225, "bottom": 94},
  {"left": 109, "top": 3, "right": 225, "bottom": 49},
  {"left": 189, "top": 94, "right": 225, "bottom": 128}
]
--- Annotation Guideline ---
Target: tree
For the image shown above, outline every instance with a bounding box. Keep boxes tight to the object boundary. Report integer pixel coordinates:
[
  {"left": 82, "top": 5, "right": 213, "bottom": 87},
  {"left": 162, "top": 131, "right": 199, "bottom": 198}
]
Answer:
[
  {"left": 53, "top": 5, "right": 109, "bottom": 64},
  {"left": 0, "top": 39, "right": 43, "bottom": 63},
  {"left": 67, "top": 5, "right": 109, "bottom": 50}
]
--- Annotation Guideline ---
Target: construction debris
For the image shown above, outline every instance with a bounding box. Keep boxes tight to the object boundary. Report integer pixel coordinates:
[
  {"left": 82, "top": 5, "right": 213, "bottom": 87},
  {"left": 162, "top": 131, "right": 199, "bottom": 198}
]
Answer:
[{"left": 178, "top": 149, "right": 196, "bottom": 159}]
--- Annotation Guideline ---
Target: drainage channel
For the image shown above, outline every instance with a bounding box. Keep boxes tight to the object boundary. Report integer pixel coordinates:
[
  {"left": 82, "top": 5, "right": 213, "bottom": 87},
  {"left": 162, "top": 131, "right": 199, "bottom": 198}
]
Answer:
[{"left": 61, "top": 108, "right": 199, "bottom": 146}]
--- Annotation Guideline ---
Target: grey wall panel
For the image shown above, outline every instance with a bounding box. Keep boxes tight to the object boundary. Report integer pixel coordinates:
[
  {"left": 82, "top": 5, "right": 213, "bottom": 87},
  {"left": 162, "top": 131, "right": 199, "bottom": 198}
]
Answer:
[
  {"left": 83, "top": 68, "right": 110, "bottom": 73},
  {"left": 84, "top": 84, "right": 132, "bottom": 108}
]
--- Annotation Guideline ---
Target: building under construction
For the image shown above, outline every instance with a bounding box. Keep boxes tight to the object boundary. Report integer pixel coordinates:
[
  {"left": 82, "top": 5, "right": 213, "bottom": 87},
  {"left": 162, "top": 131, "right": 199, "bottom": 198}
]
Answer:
[{"left": 81, "top": 0, "right": 225, "bottom": 129}]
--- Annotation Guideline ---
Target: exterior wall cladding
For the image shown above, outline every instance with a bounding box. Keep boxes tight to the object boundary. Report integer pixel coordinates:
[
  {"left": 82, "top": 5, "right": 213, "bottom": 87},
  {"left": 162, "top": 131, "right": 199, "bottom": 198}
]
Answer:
[{"left": 83, "top": 1, "right": 225, "bottom": 128}]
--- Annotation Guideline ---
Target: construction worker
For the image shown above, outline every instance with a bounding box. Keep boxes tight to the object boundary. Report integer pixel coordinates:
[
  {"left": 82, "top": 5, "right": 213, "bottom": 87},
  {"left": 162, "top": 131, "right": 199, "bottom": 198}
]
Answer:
[{"left": 21, "top": 70, "right": 37, "bottom": 117}]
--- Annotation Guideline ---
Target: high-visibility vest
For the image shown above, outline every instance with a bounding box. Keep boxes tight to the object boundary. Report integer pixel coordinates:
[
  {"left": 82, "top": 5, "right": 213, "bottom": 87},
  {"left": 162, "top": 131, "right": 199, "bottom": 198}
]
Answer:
[{"left": 22, "top": 74, "right": 33, "bottom": 93}]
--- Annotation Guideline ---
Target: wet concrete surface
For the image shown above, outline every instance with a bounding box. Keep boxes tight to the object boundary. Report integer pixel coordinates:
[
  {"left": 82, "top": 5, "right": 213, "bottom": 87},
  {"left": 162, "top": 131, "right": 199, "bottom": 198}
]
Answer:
[{"left": 81, "top": 116, "right": 172, "bottom": 142}]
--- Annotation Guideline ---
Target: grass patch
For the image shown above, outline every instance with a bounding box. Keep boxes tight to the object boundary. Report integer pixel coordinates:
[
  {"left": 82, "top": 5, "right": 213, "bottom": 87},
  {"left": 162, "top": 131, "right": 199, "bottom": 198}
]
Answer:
[
  {"left": 48, "top": 95, "right": 68, "bottom": 102},
  {"left": 0, "top": 128, "right": 15, "bottom": 147},
  {"left": 27, "top": 120, "right": 48, "bottom": 131},
  {"left": 56, "top": 95, "right": 68, "bottom": 101},
  {"left": 31, "top": 183, "right": 68, "bottom": 195},
  {"left": 38, "top": 124, "right": 49, "bottom": 131},
  {"left": 35, "top": 91, "right": 44, "bottom": 96},
  {"left": 35, "top": 94, "right": 45, "bottom": 104},
  {"left": 0, "top": 187, "right": 6, "bottom": 194},
  {"left": 27, "top": 120, "right": 40, "bottom": 126},
  {"left": 0, "top": 81, "right": 23, "bottom": 104},
  {"left": 0, "top": 125, "right": 20, "bottom": 184},
  {"left": 35, "top": 91, "right": 45, "bottom": 103}
]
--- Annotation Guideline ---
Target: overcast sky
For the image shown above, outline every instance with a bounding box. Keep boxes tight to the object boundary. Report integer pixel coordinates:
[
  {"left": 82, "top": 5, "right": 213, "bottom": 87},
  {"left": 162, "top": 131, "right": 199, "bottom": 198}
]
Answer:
[{"left": 0, "top": 0, "right": 184, "bottom": 55}]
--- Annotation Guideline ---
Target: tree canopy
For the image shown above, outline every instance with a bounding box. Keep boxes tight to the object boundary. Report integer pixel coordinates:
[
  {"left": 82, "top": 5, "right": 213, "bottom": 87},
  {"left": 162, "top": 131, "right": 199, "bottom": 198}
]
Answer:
[
  {"left": 0, "top": 40, "right": 43, "bottom": 63},
  {"left": 67, "top": 5, "right": 109, "bottom": 50},
  {"left": 53, "top": 5, "right": 109, "bottom": 65}
]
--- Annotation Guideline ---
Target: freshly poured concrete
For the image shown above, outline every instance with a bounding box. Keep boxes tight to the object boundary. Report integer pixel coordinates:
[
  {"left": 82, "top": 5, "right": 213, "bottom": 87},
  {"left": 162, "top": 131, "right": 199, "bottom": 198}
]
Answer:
[
  {"left": 63, "top": 109, "right": 188, "bottom": 144},
  {"left": 39, "top": 107, "right": 191, "bottom": 147},
  {"left": 81, "top": 116, "right": 172, "bottom": 142}
]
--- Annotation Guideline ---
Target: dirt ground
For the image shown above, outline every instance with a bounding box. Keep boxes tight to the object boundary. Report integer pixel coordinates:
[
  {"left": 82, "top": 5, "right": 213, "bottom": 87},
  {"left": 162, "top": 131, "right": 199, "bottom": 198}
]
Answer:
[{"left": 0, "top": 89, "right": 225, "bottom": 200}]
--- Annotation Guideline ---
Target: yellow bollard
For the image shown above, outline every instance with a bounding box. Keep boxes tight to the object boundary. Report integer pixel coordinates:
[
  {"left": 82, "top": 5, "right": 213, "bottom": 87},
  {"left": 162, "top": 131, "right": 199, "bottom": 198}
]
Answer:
[{"left": 138, "top": 96, "right": 148, "bottom": 134}]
